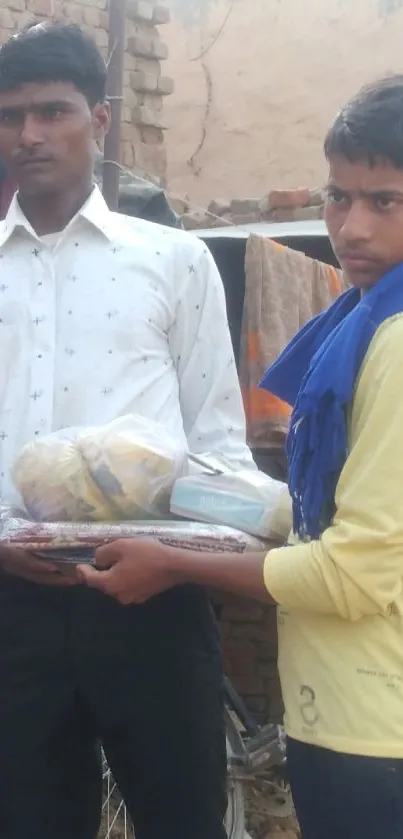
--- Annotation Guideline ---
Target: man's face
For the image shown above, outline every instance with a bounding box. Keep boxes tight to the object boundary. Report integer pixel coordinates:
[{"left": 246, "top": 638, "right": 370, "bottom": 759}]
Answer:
[
  {"left": 0, "top": 80, "right": 110, "bottom": 196},
  {"left": 324, "top": 155, "right": 403, "bottom": 288}
]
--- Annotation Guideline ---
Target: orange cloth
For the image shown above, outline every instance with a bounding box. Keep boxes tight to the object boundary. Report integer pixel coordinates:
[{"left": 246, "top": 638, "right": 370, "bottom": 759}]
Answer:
[{"left": 240, "top": 235, "right": 345, "bottom": 447}]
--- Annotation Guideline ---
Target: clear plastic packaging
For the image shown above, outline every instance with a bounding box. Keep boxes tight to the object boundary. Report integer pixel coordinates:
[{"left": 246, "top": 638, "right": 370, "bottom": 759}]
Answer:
[
  {"left": 170, "top": 469, "right": 292, "bottom": 540},
  {"left": 12, "top": 415, "right": 187, "bottom": 523},
  {"left": 77, "top": 415, "right": 186, "bottom": 518},
  {"left": 13, "top": 428, "right": 117, "bottom": 523}
]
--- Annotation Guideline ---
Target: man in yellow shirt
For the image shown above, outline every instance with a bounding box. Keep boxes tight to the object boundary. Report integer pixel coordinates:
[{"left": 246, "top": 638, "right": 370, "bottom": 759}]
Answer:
[{"left": 78, "top": 77, "right": 403, "bottom": 838}]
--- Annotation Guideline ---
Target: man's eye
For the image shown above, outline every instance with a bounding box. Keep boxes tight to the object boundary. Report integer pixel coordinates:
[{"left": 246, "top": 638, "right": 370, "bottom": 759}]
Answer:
[
  {"left": 0, "top": 112, "right": 20, "bottom": 124},
  {"left": 326, "top": 189, "right": 347, "bottom": 205},
  {"left": 375, "top": 196, "right": 397, "bottom": 211},
  {"left": 43, "top": 107, "right": 63, "bottom": 120}
]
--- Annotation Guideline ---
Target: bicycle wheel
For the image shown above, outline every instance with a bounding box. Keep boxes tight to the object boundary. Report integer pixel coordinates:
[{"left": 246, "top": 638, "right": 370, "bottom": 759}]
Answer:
[
  {"left": 225, "top": 713, "right": 246, "bottom": 839},
  {"left": 99, "top": 718, "right": 246, "bottom": 839},
  {"left": 100, "top": 754, "right": 134, "bottom": 839}
]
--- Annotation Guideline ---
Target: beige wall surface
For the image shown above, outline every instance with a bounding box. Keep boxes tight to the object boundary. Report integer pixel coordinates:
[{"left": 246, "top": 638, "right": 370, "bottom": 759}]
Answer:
[{"left": 163, "top": 0, "right": 403, "bottom": 207}]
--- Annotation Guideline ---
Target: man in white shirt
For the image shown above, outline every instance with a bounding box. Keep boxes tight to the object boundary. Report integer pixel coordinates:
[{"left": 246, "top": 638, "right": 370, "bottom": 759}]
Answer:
[{"left": 0, "top": 22, "right": 254, "bottom": 839}]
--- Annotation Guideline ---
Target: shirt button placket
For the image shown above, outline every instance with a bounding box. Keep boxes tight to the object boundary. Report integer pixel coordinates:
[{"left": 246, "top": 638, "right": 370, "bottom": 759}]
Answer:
[{"left": 30, "top": 249, "right": 56, "bottom": 438}]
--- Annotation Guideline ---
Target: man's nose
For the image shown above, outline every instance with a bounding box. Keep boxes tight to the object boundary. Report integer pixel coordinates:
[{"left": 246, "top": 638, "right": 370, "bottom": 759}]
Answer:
[
  {"left": 20, "top": 114, "right": 44, "bottom": 148},
  {"left": 340, "top": 200, "right": 373, "bottom": 244}
]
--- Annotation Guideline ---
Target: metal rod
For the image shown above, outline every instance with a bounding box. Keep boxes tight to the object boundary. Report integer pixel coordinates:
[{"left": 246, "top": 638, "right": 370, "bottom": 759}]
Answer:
[{"left": 103, "top": 0, "right": 126, "bottom": 210}]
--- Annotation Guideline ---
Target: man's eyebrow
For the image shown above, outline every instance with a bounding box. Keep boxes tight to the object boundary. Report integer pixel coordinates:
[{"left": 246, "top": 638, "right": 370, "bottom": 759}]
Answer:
[
  {"left": 325, "top": 183, "right": 348, "bottom": 194},
  {"left": 0, "top": 100, "right": 72, "bottom": 113},
  {"left": 35, "top": 100, "right": 72, "bottom": 109},
  {"left": 325, "top": 184, "right": 403, "bottom": 198},
  {"left": 365, "top": 188, "right": 403, "bottom": 198}
]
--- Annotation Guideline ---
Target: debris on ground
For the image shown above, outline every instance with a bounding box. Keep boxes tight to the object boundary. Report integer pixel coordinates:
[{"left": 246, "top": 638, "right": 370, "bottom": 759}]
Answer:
[{"left": 245, "top": 768, "right": 300, "bottom": 839}]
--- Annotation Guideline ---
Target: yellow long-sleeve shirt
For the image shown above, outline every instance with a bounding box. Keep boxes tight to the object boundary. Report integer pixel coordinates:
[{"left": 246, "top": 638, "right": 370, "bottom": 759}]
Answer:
[{"left": 264, "top": 314, "right": 403, "bottom": 757}]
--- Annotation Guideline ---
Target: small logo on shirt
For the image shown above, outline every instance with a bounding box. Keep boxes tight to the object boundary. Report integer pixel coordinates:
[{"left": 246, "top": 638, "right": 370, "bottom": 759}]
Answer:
[{"left": 300, "top": 685, "right": 319, "bottom": 727}]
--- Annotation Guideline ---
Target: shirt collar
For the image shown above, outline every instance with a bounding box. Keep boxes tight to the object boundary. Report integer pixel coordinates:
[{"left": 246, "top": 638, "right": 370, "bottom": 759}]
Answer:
[
  {"left": 78, "top": 185, "right": 116, "bottom": 242},
  {"left": 0, "top": 184, "right": 116, "bottom": 250}
]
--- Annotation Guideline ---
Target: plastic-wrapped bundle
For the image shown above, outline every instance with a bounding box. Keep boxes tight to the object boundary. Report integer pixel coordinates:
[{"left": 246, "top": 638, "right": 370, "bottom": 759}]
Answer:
[
  {"left": 12, "top": 431, "right": 117, "bottom": 523},
  {"left": 77, "top": 416, "right": 185, "bottom": 519},
  {"left": 12, "top": 415, "right": 187, "bottom": 523}
]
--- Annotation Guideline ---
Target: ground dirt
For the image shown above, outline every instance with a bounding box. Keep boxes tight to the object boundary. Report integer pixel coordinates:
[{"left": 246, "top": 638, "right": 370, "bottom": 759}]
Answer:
[
  {"left": 244, "top": 771, "right": 300, "bottom": 839},
  {"left": 99, "top": 768, "right": 301, "bottom": 839}
]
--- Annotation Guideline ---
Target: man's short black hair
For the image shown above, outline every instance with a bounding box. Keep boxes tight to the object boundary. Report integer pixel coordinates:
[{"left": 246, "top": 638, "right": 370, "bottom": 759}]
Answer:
[
  {"left": 324, "top": 75, "right": 403, "bottom": 169},
  {"left": 0, "top": 21, "right": 107, "bottom": 107}
]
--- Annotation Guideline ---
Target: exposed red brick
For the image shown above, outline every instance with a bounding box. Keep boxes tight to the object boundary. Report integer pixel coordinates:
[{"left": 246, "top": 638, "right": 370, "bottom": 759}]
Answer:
[
  {"left": 221, "top": 640, "right": 257, "bottom": 676},
  {"left": 268, "top": 187, "right": 311, "bottom": 210},
  {"left": 208, "top": 198, "right": 231, "bottom": 217}
]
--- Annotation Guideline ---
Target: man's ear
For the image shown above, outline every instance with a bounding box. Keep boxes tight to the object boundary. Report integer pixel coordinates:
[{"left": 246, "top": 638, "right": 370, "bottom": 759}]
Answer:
[{"left": 92, "top": 100, "right": 111, "bottom": 143}]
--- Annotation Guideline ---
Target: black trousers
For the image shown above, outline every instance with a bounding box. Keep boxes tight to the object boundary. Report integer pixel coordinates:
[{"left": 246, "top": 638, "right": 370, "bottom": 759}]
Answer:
[
  {"left": 0, "top": 576, "right": 227, "bottom": 839},
  {"left": 287, "top": 737, "right": 403, "bottom": 839}
]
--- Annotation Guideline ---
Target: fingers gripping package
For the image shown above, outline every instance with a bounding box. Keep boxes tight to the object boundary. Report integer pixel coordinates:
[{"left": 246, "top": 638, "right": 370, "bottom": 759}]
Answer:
[{"left": 12, "top": 415, "right": 187, "bottom": 523}]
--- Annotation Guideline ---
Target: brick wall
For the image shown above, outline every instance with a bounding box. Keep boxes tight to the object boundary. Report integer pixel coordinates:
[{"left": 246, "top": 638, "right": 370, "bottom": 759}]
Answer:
[
  {"left": 0, "top": 0, "right": 173, "bottom": 185},
  {"left": 182, "top": 187, "right": 325, "bottom": 230},
  {"left": 218, "top": 594, "right": 282, "bottom": 723}
]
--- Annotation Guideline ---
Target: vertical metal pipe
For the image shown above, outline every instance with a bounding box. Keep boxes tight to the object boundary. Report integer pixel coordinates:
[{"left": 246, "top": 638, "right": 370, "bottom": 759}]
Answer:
[{"left": 103, "top": 0, "right": 126, "bottom": 210}]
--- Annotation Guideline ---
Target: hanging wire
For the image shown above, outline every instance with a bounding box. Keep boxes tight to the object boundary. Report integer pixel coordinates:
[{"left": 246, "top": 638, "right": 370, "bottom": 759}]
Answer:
[{"left": 102, "top": 157, "right": 260, "bottom": 233}]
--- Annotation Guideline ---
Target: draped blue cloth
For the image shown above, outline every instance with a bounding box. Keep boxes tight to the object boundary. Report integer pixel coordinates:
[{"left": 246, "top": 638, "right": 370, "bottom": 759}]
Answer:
[{"left": 260, "top": 263, "right": 403, "bottom": 539}]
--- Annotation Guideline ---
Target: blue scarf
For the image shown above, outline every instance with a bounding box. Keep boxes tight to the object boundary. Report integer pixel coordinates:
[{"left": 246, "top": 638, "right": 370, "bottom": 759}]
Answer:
[{"left": 259, "top": 262, "right": 403, "bottom": 540}]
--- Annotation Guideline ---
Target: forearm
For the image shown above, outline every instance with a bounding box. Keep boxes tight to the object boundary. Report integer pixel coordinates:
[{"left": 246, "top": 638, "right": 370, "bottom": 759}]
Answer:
[{"left": 167, "top": 547, "right": 275, "bottom": 603}]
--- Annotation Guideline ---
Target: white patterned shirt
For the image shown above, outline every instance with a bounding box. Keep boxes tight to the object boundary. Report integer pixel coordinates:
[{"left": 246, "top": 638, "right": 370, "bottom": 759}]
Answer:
[{"left": 0, "top": 186, "right": 254, "bottom": 506}]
